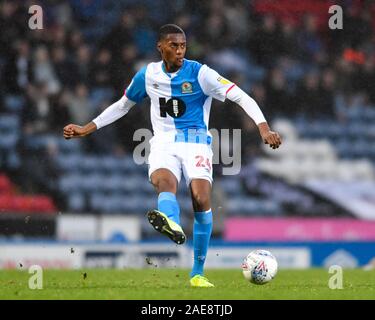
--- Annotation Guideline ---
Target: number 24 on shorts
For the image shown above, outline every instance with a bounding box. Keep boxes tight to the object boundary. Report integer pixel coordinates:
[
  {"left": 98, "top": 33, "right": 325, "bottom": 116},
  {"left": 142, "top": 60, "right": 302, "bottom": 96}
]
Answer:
[{"left": 195, "top": 155, "right": 211, "bottom": 171}]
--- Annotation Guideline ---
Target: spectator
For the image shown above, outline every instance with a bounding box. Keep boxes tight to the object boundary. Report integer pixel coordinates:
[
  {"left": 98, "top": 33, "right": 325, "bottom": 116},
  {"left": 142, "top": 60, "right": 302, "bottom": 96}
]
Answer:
[
  {"left": 32, "top": 46, "right": 61, "bottom": 95},
  {"left": 68, "top": 30, "right": 85, "bottom": 52},
  {"left": 89, "top": 48, "right": 113, "bottom": 89},
  {"left": 297, "top": 14, "right": 323, "bottom": 63},
  {"left": 66, "top": 84, "right": 93, "bottom": 125},
  {"left": 112, "top": 44, "right": 139, "bottom": 94},
  {"left": 18, "top": 139, "right": 63, "bottom": 207},
  {"left": 50, "top": 89, "right": 71, "bottom": 129},
  {"left": 318, "top": 69, "right": 336, "bottom": 118},
  {"left": 201, "top": 13, "right": 230, "bottom": 50},
  {"left": 294, "top": 72, "right": 322, "bottom": 118},
  {"left": 279, "top": 22, "right": 299, "bottom": 59},
  {"left": 264, "top": 68, "right": 291, "bottom": 117},
  {"left": 3, "top": 39, "right": 32, "bottom": 94},
  {"left": 23, "top": 82, "right": 53, "bottom": 134},
  {"left": 250, "top": 15, "right": 281, "bottom": 67},
  {"left": 355, "top": 59, "right": 375, "bottom": 104},
  {"left": 51, "top": 46, "right": 78, "bottom": 88},
  {"left": 102, "top": 11, "right": 136, "bottom": 57},
  {"left": 0, "top": 1, "right": 25, "bottom": 58},
  {"left": 75, "top": 44, "right": 92, "bottom": 84}
]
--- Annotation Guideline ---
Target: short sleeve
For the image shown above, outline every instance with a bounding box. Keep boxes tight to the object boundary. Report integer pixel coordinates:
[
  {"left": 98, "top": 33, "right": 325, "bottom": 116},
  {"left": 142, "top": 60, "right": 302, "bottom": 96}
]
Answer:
[
  {"left": 124, "top": 65, "right": 148, "bottom": 103},
  {"left": 197, "top": 65, "right": 235, "bottom": 102}
]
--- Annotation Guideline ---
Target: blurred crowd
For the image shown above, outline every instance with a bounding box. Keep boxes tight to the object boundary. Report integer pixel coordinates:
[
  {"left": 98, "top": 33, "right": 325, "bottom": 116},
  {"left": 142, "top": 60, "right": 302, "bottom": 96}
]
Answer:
[
  {"left": 1, "top": 0, "right": 374, "bottom": 143},
  {"left": 0, "top": 0, "right": 374, "bottom": 207}
]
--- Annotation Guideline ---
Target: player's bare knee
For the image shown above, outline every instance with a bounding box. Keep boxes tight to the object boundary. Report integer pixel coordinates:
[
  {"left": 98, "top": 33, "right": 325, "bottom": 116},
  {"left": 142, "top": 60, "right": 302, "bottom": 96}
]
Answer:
[
  {"left": 152, "top": 178, "right": 176, "bottom": 194},
  {"left": 191, "top": 192, "right": 211, "bottom": 212}
]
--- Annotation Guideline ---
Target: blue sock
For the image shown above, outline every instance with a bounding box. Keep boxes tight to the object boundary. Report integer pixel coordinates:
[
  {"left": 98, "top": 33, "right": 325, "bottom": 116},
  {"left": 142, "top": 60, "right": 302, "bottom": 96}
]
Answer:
[
  {"left": 190, "top": 209, "right": 213, "bottom": 278},
  {"left": 158, "top": 192, "right": 180, "bottom": 225}
]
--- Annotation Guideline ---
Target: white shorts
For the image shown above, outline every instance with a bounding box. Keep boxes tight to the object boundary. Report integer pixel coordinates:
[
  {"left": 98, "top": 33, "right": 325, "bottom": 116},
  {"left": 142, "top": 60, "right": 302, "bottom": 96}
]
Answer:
[{"left": 148, "top": 136, "right": 213, "bottom": 186}]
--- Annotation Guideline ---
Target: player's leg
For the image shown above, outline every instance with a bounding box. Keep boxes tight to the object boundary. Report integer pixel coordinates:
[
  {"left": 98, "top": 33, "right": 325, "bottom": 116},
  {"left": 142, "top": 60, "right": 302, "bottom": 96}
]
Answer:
[
  {"left": 189, "top": 178, "right": 214, "bottom": 287},
  {"left": 180, "top": 141, "right": 214, "bottom": 287},
  {"left": 147, "top": 144, "right": 186, "bottom": 244},
  {"left": 151, "top": 168, "right": 180, "bottom": 224}
]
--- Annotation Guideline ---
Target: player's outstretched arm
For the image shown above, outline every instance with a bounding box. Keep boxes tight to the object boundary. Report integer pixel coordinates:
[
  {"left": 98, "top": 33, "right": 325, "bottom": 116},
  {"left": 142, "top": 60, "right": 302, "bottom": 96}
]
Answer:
[
  {"left": 63, "top": 95, "right": 136, "bottom": 140},
  {"left": 197, "top": 65, "right": 282, "bottom": 150},
  {"left": 63, "top": 122, "right": 97, "bottom": 139},
  {"left": 225, "top": 85, "right": 282, "bottom": 150}
]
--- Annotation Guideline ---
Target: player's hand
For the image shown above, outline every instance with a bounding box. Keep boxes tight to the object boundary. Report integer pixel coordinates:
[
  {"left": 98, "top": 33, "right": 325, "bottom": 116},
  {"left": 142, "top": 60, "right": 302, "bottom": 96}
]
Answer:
[
  {"left": 63, "top": 124, "right": 86, "bottom": 139},
  {"left": 261, "top": 130, "right": 282, "bottom": 149},
  {"left": 258, "top": 122, "right": 282, "bottom": 149}
]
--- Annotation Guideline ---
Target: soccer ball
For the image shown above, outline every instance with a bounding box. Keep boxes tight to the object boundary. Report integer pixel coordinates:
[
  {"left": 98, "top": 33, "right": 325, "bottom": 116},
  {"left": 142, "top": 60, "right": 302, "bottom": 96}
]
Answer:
[{"left": 241, "top": 249, "right": 278, "bottom": 285}]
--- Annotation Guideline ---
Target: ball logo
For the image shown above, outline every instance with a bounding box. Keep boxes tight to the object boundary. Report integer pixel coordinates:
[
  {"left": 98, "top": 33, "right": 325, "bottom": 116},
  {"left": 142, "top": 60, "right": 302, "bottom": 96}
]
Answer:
[
  {"left": 252, "top": 261, "right": 268, "bottom": 283},
  {"left": 256, "top": 260, "right": 266, "bottom": 271}
]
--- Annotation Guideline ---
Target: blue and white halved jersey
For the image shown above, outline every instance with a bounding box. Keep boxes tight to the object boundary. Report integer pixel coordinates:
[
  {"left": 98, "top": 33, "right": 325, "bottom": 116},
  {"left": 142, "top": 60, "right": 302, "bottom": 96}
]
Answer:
[{"left": 125, "top": 59, "right": 235, "bottom": 140}]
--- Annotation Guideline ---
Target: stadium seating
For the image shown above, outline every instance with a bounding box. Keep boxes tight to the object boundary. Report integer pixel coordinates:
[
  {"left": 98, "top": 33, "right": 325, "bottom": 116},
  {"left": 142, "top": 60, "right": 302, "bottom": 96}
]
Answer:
[
  {"left": 0, "top": 114, "right": 20, "bottom": 169},
  {"left": 0, "top": 174, "right": 56, "bottom": 214},
  {"left": 257, "top": 117, "right": 375, "bottom": 183},
  {"left": 0, "top": 174, "right": 13, "bottom": 195}
]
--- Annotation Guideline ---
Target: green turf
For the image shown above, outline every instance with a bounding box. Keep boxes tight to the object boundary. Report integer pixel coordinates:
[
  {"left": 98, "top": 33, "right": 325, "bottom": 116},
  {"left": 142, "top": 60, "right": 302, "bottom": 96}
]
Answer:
[{"left": 0, "top": 268, "right": 374, "bottom": 300}]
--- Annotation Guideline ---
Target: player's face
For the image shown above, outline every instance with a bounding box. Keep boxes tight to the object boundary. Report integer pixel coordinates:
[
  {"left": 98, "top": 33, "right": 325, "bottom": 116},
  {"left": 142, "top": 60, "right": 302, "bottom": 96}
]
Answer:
[{"left": 158, "top": 33, "right": 186, "bottom": 71}]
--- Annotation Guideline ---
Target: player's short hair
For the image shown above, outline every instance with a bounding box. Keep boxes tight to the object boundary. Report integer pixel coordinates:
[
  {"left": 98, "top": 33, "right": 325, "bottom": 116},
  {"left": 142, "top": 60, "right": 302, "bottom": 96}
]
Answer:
[{"left": 158, "top": 24, "right": 185, "bottom": 41}]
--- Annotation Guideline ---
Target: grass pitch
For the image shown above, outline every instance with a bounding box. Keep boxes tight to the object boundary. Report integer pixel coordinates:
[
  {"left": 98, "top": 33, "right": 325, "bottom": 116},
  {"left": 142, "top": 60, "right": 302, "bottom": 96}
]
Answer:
[{"left": 0, "top": 268, "right": 374, "bottom": 300}]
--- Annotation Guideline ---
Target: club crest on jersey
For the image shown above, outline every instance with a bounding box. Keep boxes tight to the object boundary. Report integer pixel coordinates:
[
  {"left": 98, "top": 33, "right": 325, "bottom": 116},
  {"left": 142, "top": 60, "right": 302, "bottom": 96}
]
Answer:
[
  {"left": 217, "top": 76, "right": 231, "bottom": 85},
  {"left": 181, "top": 82, "right": 192, "bottom": 94}
]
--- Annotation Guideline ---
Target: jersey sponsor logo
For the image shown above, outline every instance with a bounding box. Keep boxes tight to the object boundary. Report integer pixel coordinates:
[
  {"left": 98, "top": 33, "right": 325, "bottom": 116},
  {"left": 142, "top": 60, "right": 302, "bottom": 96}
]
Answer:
[
  {"left": 159, "top": 97, "right": 186, "bottom": 118},
  {"left": 181, "top": 82, "right": 193, "bottom": 94},
  {"left": 217, "top": 76, "right": 231, "bottom": 85},
  {"left": 152, "top": 83, "right": 159, "bottom": 89}
]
